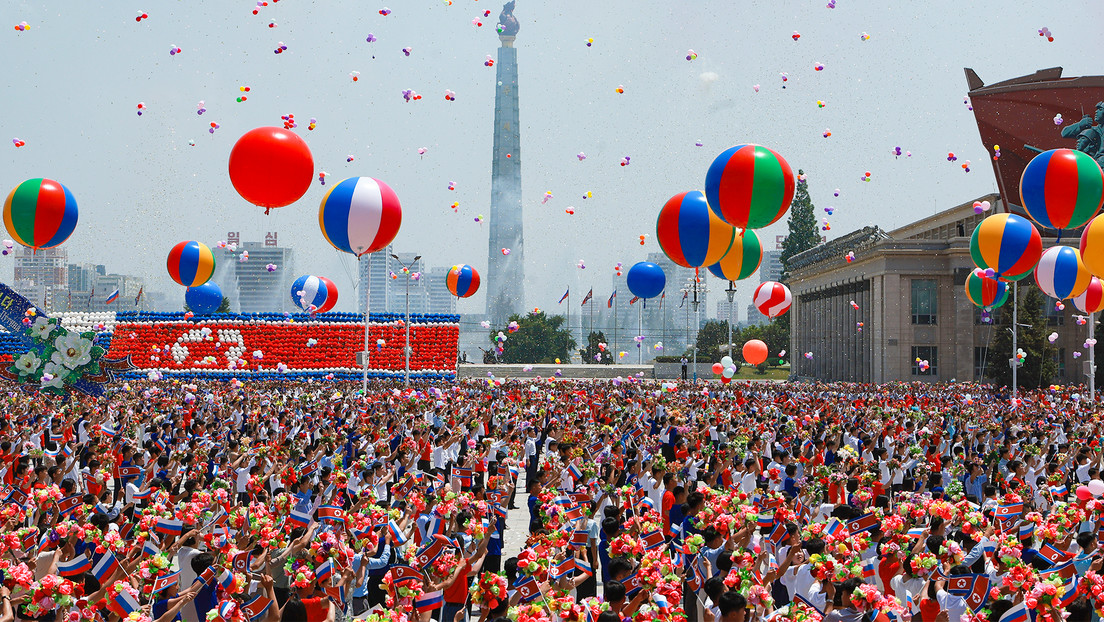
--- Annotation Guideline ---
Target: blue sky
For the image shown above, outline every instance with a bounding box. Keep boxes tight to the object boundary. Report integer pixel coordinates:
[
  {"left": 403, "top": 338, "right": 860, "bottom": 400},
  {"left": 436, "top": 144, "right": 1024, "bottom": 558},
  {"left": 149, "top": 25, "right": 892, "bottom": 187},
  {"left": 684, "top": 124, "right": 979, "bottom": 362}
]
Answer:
[{"left": 0, "top": 0, "right": 1101, "bottom": 318}]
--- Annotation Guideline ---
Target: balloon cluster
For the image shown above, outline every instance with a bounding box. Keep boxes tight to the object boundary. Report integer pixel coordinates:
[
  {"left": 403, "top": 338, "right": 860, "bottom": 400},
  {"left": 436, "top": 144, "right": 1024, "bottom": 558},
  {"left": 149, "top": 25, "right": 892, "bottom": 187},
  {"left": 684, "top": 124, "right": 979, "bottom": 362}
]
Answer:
[
  {"left": 861, "top": 171, "right": 871, "bottom": 182},
  {"left": 11, "top": 138, "right": 25, "bottom": 148},
  {"left": 402, "top": 90, "right": 422, "bottom": 102},
  {"left": 379, "top": 8, "right": 391, "bottom": 15},
  {"left": 686, "top": 49, "right": 697, "bottom": 61},
  {"left": 614, "top": 262, "right": 623, "bottom": 276},
  {"left": 14, "top": 22, "right": 29, "bottom": 31},
  {"left": 845, "top": 251, "right": 855, "bottom": 263},
  {"left": 169, "top": 45, "right": 181, "bottom": 56},
  {"left": 445, "top": 89, "right": 456, "bottom": 101},
  {"left": 1038, "top": 26, "right": 1053, "bottom": 41},
  {"left": 136, "top": 102, "right": 147, "bottom": 116},
  {"left": 484, "top": 56, "right": 495, "bottom": 67},
  {"left": 620, "top": 156, "right": 631, "bottom": 166},
  {"left": 237, "top": 86, "right": 251, "bottom": 103},
  {"left": 972, "top": 200, "right": 992, "bottom": 214},
  {"left": 273, "top": 42, "right": 287, "bottom": 54},
  {"left": 1054, "top": 113, "right": 1064, "bottom": 126},
  {"left": 1, "top": 240, "right": 12, "bottom": 256},
  {"left": 992, "top": 144, "right": 1001, "bottom": 160},
  {"left": 1016, "top": 348, "right": 1028, "bottom": 365},
  {"left": 366, "top": 34, "right": 377, "bottom": 43},
  {"left": 915, "top": 358, "right": 930, "bottom": 372},
  {"left": 266, "top": 263, "right": 277, "bottom": 272}
]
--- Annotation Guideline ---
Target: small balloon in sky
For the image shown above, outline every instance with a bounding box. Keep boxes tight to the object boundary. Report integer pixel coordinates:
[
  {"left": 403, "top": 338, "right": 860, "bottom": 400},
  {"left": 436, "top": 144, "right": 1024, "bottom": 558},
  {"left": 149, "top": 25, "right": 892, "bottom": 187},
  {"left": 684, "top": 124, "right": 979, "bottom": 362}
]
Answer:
[
  {"left": 823, "top": 129, "right": 831, "bottom": 138},
  {"left": 824, "top": 207, "right": 834, "bottom": 215},
  {"left": 135, "top": 12, "right": 149, "bottom": 22},
  {"left": 239, "top": 251, "right": 250, "bottom": 262},
  {"left": 780, "top": 73, "right": 788, "bottom": 87},
  {"left": 565, "top": 207, "right": 575, "bottom": 215},
  {"left": 281, "top": 113, "right": 296, "bottom": 129},
  {"left": 169, "top": 45, "right": 181, "bottom": 55},
  {"left": 472, "top": 17, "right": 483, "bottom": 27},
  {"left": 814, "top": 62, "right": 824, "bottom": 71},
  {"left": 308, "top": 118, "right": 317, "bottom": 130},
  {"left": 834, "top": 188, "right": 840, "bottom": 197},
  {"left": 318, "top": 171, "right": 327, "bottom": 185},
  {"left": 791, "top": 31, "right": 801, "bottom": 41},
  {"left": 961, "top": 160, "right": 971, "bottom": 173},
  {"left": 860, "top": 32, "right": 870, "bottom": 41},
  {"left": 448, "top": 181, "right": 456, "bottom": 190},
  {"left": 366, "top": 33, "right": 377, "bottom": 43},
  {"left": 485, "top": 56, "right": 495, "bottom": 67},
  {"left": 638, "top": 233, "right": 648, "bottom": 245},
  {"left": 972, "top": 200, "right": 991, "bottom": 214},
  {"left": 585, "top": 38, "right": 593, "bottom": 47},
  {"left": 208, "top": 122, "right": 220, "bottom": 134},
  {"left": 10, "top": 138, "right": 25, "bottom": 148},
  {"left": 402, "top": 47, "right": 412, "bottom": 56},
  {"left": 13, "top": 22, "right": 29, "bottom": 31},
  {"left": 695, "top": 140, "right": 703, "bottom": 147},
  {"left": 417, "top": 147, "right": 427, "bottom": 155},
  {"left": 273, "top": 42, "right": 287, "bottom": 54},
  {"left": 269, "top": 21, "right": 277, "bottom": 28},
  {"left": 804, "top": 352, "right": 813, "bottom": 359},
  {"left": 947, "top": 152, "right": 957, "bottom": 162},
  {"left": 752, "top": 84, "right": 760, "bottom": 92},
  {"left": 350, "top": 71, "right": 360, "bottom": 82},
  {"left": 821, "top": 219, "right": 831, "bottom": 231},
  {"left": 963, "top": 96, "right": 972, "bottom": 111},
  {"left": 615, "top": 85, "right": 624, "bottom": 94},
  {"left": 445, "top": 89, "right": 456, "bottom": 101},
  {"left": 188, "top": 139, "right": 195, "bottom": 146},
  {"left": 1038, "top": 26, "right": 1053, "bottom": 42},
  {"left": 577, "top": 260, "right": 586, "bottom": 269},
  {"left": 475, "top": 214, "right": 484, "bottom": 223},
  {"left": 582, "top": 191, "right": 592, "bottom": 199},
  {"left": 1048, "top": 332, "right": 1059, "bottom": 343},
  {"left": 136, "top": 102, "right": 146, "bottom": 116},
  {"left": 480, "top": 321, "right": 491, "bottom": 329},
  {"left": 817, "top": 100, "right": 826, "bottom": 108},
  {"left": 861, "top": 171, "right": 871, "bottom": 182},
  {"left": 845, "top": 251, "right": 855, "bottom": 263},
  {"left": 501, "top": 248, "right": 510, "bottom": 255},
  {"left": 252, "top": 2, "right": 265, "bottom": 16},
  {"left": 1077, "top": 315, "right": 1088, "bottom": 326},
  {"left": 450, "top": 202, "right": 459, "bottom": 212},
  {"left": 893, "top": 146, "right": 902, "bottom": 157},
  {"left": 346, "top": 155, "right": 354, "bottom": 162},
  {"left": 402, "top": 89, "right": 421, "bottom": 102},
  {"left": 541, "top": 191, "right": 553, "bottom": 204},
  {"left": 196, "top": 101, "right": 206, "bottom": 115},
  {"left": 379, "top": 8, "right": 391, "bottom": 15},
  {"left": 826, "top": 0, "right": 836, "bottom": 7},
  {"left": 266, "top": 263, "right": 277, "bottom": 272},
  {"left": 686, "top": 49, "right": 697, "bottom": 61},
  {"left": 1054, "top": 113, "right": 1064, "bottom": 125},
  {"left": 620, "top": 156, "right": 631, "bottom": 166},
  {"left": 577, "top": 152, "right": 586, "bottom": 161}
]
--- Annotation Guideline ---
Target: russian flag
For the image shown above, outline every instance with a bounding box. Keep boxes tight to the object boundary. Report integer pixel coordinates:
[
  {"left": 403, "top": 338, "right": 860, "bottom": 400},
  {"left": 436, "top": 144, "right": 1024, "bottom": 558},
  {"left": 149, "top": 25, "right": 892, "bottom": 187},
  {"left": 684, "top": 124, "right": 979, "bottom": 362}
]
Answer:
[
  {"left": 415, "top": 590, "right": 443, "bottom": 613},
  {"left": 567, "top": 462, "right": 583, "bottom": 482},
  {"left": 575, "top": 558, "right": 593, "bottom": 576},
  {"left": 1049, "top": 484, "right": 1068, "bottom": 498},
  {"left": 316, "top": 561, "right": 334, "bottom": 584},
  {"left": 155, "top": 518, "right": 184, "bottom": 536},
  {"left": 861, "top": 556, "right": 877, "bottom": 579},
  {"left": 998, "top": 602, "right": 1034, "bottom": 622},
  {"left": 824, "top": 518, "right": 845, "bottom": 538},
  {"left": 757, "top": 513, "right": 775, "bottom": 528},
  {"left": 92, "top": 552, "right": 120, "bottom": 581},
  {"left": 906, "top": 527, "right": 926, "bottom": 539},
  {"left": 113, "top": 589, "right": 140, "bottom": 616},
  {"left": 287, "top": 509, "right": 311, "bottom": 529},
  {"left": 388, "top": 519, "right": 408, "bottom": 545},
  {"left": 57, "top": 555, "right": 93, "bottom": 577},
  {"left": 323, "top": 585, "right": 346, "bottom": 607},
  {"left": 1018, "top": 523, "right": 1035, "bottom": 544},
  {"left": 767, "top": 522, "right": 789, "bottom": 547},
  {"left": 132, "top": 488, "right": 154, "bottom": 501},
  {"left": 218, "top": 569, "right": 234, "bottom": 589},
  {"left": 105, "top": 289, "right": 120, "bottom": 304}
]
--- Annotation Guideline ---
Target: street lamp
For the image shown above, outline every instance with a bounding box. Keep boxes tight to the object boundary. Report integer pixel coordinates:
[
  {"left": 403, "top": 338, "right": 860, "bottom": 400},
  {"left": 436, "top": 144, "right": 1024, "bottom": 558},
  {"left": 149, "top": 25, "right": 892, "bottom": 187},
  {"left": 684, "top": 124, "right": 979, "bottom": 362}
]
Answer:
[
  {"left": 680, "top": 274, "right": 708, "bottom": 383},
  {"left": 391, "top": 253, "right": 421, "bottom": 386}
]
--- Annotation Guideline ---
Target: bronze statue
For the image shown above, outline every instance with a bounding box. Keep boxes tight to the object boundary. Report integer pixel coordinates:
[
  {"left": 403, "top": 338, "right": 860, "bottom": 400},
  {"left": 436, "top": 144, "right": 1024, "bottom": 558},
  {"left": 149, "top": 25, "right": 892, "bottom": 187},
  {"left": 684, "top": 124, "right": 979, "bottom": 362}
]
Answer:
[
  {"left": 1061, "top": 101, "right": 1104, "bottom": 162},
  {"left": 498, "top": 1, "right": 519, "bottom": 37}
]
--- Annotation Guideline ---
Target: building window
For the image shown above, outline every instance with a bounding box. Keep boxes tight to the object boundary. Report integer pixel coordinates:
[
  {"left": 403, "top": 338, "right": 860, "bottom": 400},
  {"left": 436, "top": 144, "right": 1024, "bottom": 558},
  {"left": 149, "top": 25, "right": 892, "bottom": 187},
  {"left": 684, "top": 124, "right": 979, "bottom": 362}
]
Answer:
[
  {"left": 1054, "top": 347, "right": 1066, "bottom": 378},
  {"left": 911, "top": 346, "right": 937, "bottom": 376},
  {"left": 974, "top": 305, "right": 1001, "bottom": 325},
  {"left": 1042, "top": 297, "right": 1064, "bottom": 326},
  {"left": 974, "top": 346, "right": 989, "bottom": 379},
  {"left": 911, "top": 279, "right": 937, "bottom": 325}
]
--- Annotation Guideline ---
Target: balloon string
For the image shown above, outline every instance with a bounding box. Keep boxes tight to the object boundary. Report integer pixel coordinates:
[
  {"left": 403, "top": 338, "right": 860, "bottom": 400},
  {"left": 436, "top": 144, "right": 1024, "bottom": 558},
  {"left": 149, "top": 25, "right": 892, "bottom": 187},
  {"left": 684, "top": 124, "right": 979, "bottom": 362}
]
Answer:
[
  {"left": 265, "top": 207, "right": 271, "bottom": 215},
  {"left": 1056, "top": 228, "right": 1062, "bottom": 243}
]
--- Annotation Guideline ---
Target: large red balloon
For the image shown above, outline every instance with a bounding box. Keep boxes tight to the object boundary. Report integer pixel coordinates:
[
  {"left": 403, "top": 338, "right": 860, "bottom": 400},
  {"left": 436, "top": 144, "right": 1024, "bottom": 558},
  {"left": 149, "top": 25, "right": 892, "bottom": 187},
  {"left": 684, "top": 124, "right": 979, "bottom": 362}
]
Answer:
[
  {"left": 228, "top": 127, "right": 314, "bottom": 211},
  {"left": 742, "top": 339, "right": 768, "bottom": 365}
]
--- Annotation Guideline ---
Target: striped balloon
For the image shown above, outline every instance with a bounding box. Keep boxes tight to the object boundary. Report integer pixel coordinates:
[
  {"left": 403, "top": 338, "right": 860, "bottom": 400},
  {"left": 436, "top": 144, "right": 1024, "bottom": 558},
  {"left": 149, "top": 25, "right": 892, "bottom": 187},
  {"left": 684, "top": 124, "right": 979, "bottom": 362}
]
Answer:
[
  {"left": 969, "top": 213, "right": 1042, "bottom": 281},
  {"left": 1020, "top": 148, "right": 1104, "bottom": 231},
  {"left": 753, "top": 281, "right": 791, "bottom": 318},
  {"left": 1078, "top": 214, "right": 1104, "bottom": 277},
  {"left": 3, "top": 178, "right": 78, "bottom": 250},
  {"left": 656, "top": 191, "right": 735, "bottom": 268},
  {"left": 446, "top": 264, "right": 480, "bottom": 298},
  {"left": 1034, "top": 245, "right": 1091, "bottom": 300},
  {"left": 291, "top": 275, "right": 338, "bottom": 312},
  {"left": 707, "top": 229, "right": 763, "bottom": 282},
  {"left": 1074, "top": 276, "right": 1104, "bottom": 313},
  {"left": 319, "top": 177, "right": 402, "bottom": 257},
  {"left": 704, "top": 145, "right": 795, "bottom": 230},
  {"left": 964, "top": 268, "right": 1009, "bottom": 309},
  {"left": 166, "top": 241, "right": 215, "bottom": 287}
]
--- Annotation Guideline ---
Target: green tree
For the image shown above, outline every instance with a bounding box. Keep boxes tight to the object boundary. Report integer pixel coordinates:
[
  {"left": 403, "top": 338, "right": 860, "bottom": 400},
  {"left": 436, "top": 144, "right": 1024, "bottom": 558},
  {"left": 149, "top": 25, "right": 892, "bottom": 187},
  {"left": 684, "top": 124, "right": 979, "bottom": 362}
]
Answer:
[
  {"left": 579, "top": 331, "right": 613, "bottom": 364},
  {"left": 986, "top": 285, "right": 1057, "bottom": 389},
  {"left": 693, "top": 319, "right": 732, "bottom": 360},
  {"left": 779, "top": 171, "right": 820, "bottom": 283},
  {"left": 776, "top": 171, "right": 820, "bottom": 353},
  {"left": 489, "top": 311, "right": 577, "bottom": 364}
]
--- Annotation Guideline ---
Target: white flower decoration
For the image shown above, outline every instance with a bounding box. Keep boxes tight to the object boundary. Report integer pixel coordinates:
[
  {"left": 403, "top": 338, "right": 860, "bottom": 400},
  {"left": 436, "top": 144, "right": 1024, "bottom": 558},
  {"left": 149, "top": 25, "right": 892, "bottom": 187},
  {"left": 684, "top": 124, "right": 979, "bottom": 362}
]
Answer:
[
  {"left": 28, "top": 317, "right": 54, "bottom": 341},
  {"left": 13, "top": 351, "right": 41, "bottom": 376},
  {"left": 51, "top": 332, "right": 94, "bottom": 370},
  {"left": 40, "top": 362, "right": 69, "bottom": 390}
]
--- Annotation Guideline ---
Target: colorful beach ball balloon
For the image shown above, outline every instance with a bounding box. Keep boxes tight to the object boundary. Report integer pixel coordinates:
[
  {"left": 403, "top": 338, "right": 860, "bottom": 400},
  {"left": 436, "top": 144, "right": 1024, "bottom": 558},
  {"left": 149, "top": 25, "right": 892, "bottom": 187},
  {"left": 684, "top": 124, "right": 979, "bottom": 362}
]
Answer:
[
  {"left": 166, "top": 241, "right": 215, "bottom": 287},
  {"left": 964, "top": 268, "right": 1009, "bottom": 309},
  {"left": 1034, "top": 245, "right": 1091, "bottom": 300},
  {"left": 319, "top": 177, "right": 402, "bottom": 257},
  {"left": 626, "top": 261, "right": 666, "bottom": 299},
  {"left": 446, "top": 264, "right": 480, "bottom": 298},
  {"left": 969, "top": 213, "right": 1042, "bottom": 281},
  {"left": 291, "top": 275, "right": 338, "bottom": 313},
  {"left": 185, "top": 282, "right": 223, "bottom": 315},
  {"left": 704, "top": 144, "right": 795, "bottom": 230},
  {"left": 753, "top": 281, "right": 792, "bottom": 318},
  {"left": 1078, "top": 214, "right": 1104, "bottom": 278},
  {"left": 1074, "top": 276, "right": 1104, "bottom": 314},
  {"left": 3, "top": 178, "right": 78, "bottom": 250},
  {"left": 228, "top": 127, "right": 314, "bottom": 211},
  {"left": 707, "top": 229, "right": 763, "bottom": 282},
  {"left": 656, "top": 190, "right": 734, "bottom": 268},
  {"left": 1019, "top": 148, "right": 1104, "bottom": 231}
]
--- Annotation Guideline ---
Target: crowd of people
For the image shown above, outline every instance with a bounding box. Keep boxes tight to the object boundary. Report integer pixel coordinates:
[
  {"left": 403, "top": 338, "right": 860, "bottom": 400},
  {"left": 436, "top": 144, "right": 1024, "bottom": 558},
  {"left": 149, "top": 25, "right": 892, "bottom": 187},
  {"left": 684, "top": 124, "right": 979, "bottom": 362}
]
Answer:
[{"left": 0, "top": 378, "right": 1101, "bottom": 622}]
